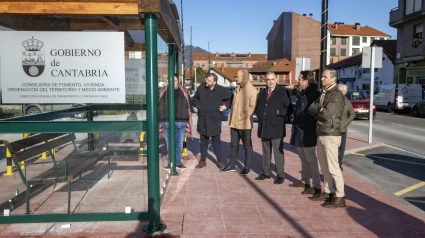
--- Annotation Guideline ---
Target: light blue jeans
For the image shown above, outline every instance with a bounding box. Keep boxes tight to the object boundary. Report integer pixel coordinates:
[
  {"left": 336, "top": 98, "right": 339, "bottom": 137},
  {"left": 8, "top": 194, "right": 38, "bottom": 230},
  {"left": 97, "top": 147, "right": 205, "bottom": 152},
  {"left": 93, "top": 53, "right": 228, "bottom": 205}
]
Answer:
[{"left": 161, "top": 122, "right": 186, "bottom": 166}]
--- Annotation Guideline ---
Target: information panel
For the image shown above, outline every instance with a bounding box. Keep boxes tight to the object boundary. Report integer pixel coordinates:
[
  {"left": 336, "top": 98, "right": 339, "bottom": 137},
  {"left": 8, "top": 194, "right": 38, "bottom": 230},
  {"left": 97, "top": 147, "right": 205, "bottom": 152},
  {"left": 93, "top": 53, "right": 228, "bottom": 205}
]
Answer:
[{"left": 0, "top": 31, "right": 125, "bottom": 103}]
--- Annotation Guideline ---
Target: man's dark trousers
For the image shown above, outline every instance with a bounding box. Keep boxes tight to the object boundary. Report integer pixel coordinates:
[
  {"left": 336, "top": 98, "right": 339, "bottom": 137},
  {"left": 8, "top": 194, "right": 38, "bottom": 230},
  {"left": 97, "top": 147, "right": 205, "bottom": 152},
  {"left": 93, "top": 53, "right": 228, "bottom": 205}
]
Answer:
[
  {"left": 261, "top": 138, "right": 285, "bottom": 177},
  {"left": 338, "top": 132, "right": 347, "bottom": 166},
  {"left": 229, "top": 128, "right": 253, "bottom": 169},
  {"left": 200, "top": 134, "right": 223, "bottom": 162}
]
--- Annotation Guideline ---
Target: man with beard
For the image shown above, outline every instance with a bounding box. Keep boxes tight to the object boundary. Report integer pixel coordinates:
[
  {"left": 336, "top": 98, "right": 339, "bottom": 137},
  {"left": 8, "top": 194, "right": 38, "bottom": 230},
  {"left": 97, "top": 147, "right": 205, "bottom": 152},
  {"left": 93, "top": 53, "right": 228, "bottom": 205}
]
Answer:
[
  {"left": 221, "top": 69, "right": 257, "bottom": 175},
  {"left": 194, "top": 73, "right": 230, "bottom": 169}
]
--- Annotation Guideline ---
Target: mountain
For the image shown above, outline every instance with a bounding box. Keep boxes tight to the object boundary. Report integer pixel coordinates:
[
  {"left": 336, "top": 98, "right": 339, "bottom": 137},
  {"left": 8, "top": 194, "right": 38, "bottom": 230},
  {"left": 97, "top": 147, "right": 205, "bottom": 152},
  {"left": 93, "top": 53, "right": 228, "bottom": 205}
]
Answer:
[{"left": 181, "top": 45, "right": 208, "bottom": 68}]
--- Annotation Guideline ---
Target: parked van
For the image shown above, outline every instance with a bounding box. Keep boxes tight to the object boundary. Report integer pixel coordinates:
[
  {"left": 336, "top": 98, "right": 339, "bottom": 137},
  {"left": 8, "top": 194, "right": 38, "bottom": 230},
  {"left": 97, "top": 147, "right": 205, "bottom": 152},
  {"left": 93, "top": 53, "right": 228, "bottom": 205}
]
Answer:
[{"left": 374, "top": 84, "right": 423, "bottom": 112}]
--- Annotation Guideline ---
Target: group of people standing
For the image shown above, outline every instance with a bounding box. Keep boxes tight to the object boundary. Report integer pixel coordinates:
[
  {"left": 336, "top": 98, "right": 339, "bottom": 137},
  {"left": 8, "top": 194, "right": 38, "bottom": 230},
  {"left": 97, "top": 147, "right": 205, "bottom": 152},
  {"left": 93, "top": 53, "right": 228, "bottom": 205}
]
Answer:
[{"left": 159, "top": 68, "right": 355, "bottom": 209}]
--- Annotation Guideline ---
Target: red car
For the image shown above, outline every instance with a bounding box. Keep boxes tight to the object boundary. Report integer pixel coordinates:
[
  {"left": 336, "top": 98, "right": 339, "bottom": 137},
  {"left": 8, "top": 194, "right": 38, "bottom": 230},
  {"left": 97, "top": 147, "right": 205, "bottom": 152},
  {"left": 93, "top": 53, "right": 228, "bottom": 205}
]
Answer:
[{"left": 346, "top": 91, "right": 376, "bottom": 120}]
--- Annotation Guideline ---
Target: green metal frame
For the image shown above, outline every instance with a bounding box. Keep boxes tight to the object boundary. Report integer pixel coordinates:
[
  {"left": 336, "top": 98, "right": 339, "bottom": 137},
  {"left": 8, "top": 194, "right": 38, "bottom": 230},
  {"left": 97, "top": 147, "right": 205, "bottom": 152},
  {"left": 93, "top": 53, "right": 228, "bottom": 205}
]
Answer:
[
  {"left": 0, "top": 212, "right": 148, "bottom": 224},
  {"left": 142, "top": 13, "right": 166, "bottom": 234},
  {"left": 0, "top": 121, "right": 146, "bottom": 133},
  {"left": 0, "top": 12, "right": 180, "bottom": 228},
  {"left": 168, "top": 43, "right": 178, "bottom": 176}
]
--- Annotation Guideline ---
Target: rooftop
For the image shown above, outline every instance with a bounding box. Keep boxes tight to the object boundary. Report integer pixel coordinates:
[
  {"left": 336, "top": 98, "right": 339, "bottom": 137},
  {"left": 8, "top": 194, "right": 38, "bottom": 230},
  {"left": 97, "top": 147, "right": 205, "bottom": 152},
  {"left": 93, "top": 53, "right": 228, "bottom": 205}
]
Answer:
[
  {"left": 211, "top": 67, "right": 250, "bottom": 81},
  {"left": 329, "top": 23, "right": 390, "bottom": 37},
  {"left": 327, "top": 53, "right": 363, "bottom": 69},
  {"left": 250, "top": 59, "right": 295, "bottom": 73},
  {"left": 193, "top": 53, "right": 267, "bottom": 62}
]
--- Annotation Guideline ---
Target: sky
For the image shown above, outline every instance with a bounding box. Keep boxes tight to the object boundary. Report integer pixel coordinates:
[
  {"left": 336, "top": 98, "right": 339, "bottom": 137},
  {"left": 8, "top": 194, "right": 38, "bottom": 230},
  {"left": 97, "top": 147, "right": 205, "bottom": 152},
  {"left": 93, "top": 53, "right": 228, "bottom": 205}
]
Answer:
[{"left": 175, "top": 0, "right": 398, "bottom": 54}]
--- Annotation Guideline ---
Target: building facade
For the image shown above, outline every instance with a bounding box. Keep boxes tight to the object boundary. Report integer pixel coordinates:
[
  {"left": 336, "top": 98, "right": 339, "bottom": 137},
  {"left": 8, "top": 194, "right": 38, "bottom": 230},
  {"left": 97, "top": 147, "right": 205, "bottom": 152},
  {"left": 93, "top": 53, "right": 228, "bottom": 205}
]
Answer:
[
  {"left": 327, "top": 40, "right": 396, "bottom": 90},
  {"left": 390, "top": 0, "right": 425, "bottom": 85},
  {"left": 192, "top": 53, "right": 267, "bottom": 72},
  {"left": 327, "top": 23, "right": 391, "bottom": 64},
  {"left": 267, "top": 12, "right": 321, "bottom": 70}
]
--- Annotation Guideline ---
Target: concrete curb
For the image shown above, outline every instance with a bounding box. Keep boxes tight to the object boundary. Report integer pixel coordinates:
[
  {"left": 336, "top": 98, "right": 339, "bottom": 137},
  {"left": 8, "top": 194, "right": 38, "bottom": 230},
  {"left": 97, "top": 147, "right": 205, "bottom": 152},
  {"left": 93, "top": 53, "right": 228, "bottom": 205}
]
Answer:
[{"left": 344, "top": 143, "right": 386, "bottom": 155}]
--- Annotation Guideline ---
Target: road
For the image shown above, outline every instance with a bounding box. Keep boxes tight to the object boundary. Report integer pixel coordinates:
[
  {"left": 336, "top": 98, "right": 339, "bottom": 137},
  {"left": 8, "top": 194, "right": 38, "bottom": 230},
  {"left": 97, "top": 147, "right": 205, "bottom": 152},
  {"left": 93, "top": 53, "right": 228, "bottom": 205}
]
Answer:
[
  {"left": 346, "top": 111, "right": 425, "bottom": 212},
  {"left": 349, "top": 111, "right": 425, "bottom": 157}
]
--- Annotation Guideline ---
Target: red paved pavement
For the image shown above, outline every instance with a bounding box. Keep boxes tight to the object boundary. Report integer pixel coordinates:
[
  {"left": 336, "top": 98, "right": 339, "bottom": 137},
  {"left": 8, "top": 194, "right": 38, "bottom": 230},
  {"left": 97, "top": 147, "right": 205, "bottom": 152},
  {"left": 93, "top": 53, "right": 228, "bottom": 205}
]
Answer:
[{"left": 0, "top": 122, "right": 424, "bottom": 237}]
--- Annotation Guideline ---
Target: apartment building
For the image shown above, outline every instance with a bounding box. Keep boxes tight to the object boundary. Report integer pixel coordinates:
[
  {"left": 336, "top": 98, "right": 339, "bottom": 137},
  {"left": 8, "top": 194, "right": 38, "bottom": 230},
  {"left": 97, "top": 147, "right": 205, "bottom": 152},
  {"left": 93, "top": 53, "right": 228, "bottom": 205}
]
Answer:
[
  {"left": 327, "top": 23, "right": 391, "bottom": 64},
  {"left": 390, "top": 0, "right": 425, "bottom": 84},
  {"left": 327, "top": 40, "right": 396, "bottom": 90},
  {"left": 267, "top": 12, "right": 321, "bottom": 70},
  {"left": 192, "top": 52, "right": 267, "bottom": 71}
]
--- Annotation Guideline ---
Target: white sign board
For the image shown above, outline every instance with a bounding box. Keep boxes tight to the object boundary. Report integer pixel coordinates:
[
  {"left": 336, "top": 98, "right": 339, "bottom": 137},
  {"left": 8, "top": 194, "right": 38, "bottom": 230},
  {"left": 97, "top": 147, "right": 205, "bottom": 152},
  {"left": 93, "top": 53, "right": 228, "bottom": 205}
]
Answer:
[
  {"left": 362, "top": 47, "right": 383, "bottom": 69},
  {"left": 125, "top": 59, "right": 145, "bottom": 95},
  {"left": 0, "top": 31, "right": 125, "bottom": 103},
  {"left": 295, "top": 57, "right": 311, "bottom": 81}
]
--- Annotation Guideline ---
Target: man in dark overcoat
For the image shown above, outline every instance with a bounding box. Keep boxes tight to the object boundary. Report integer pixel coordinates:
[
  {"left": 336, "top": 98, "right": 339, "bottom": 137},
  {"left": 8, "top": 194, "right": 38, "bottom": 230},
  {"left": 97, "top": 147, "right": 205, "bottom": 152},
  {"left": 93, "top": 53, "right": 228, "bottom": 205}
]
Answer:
[
  {"left": 289, "top": 70, "right": 321, "bottom": 195},
  {"left": 194, "top": 73, "right": 231, "bottom": 169},
  {"left": 254, "top": 72, "right": 290, "bottom": 184}
]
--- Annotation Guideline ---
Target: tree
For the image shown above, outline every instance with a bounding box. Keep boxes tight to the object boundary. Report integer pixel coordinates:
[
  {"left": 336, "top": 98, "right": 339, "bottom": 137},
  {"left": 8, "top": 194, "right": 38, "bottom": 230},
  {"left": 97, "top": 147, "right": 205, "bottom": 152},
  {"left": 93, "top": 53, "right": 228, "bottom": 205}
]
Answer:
[{"left": 195, "top": 66, "right": 207, "bottom": 81}]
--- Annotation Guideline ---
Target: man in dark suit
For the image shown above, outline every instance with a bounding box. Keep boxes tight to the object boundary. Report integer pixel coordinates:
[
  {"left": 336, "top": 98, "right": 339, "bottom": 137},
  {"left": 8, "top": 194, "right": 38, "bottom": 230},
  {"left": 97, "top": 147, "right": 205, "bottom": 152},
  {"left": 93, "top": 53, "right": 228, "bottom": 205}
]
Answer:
[
  {"left": 254, "top": 71, "right": 290, "bottom": 184},
  {"left": 194, "top": 73, "right": 231, "bottom": 169}
]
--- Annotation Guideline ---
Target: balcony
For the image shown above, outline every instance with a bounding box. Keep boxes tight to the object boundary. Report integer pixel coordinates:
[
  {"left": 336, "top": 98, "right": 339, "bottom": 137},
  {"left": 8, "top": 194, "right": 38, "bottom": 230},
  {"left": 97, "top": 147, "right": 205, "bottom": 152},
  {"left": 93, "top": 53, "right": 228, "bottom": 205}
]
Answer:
[
  {"left": 389, "top": 7, "right": 424, "bottom": 27},
  {"left": 389, "top": 7, "right": 402, "bottom": 27}
]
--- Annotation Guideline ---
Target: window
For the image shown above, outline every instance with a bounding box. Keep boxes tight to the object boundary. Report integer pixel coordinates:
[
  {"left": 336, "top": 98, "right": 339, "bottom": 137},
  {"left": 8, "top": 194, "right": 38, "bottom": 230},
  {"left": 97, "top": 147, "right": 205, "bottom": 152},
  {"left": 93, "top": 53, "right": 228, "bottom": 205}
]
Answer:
[
  {"left": 330, "top": 48, "right": 336, "bottom": 56},
  {"left": 362, "top": 37, "right": 368, "bottom": 43},
  {"left": 341, "top": 38, "right": 347, "bottom": 45},
  {"left": 331, "top": 37, "right": 336, "bottom": 45},
  {"left": 405, "top": 0, "right": 422, "bottom": 15},
  {"left": 196, "top": 63, "right": 200, "bottom": 67},
  {"left": 352, "top": 48, "right": 360, "bottom": 55},
  {"left": 352, "top": 37, "right": 360, "bottom": 46},
  {"left": 245, "top": 63, "right": 248, "bottom": 67},
  {"left": 341, "top": 48, "right": 347, "bottom": 56},
  {"left": 414, "top": 23, "right": 423, "bottom": 39},
  {"left": 201, "top": 63, "right": 205, "bottom": 67}
]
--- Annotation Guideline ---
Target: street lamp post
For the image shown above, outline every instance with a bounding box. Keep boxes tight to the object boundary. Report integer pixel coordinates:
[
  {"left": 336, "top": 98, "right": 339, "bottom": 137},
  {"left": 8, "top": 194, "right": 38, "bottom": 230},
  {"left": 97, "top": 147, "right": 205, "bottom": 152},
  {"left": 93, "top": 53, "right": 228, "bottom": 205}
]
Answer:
[{"left": 208, "top": 41, "right": 213, "bottom": 70}]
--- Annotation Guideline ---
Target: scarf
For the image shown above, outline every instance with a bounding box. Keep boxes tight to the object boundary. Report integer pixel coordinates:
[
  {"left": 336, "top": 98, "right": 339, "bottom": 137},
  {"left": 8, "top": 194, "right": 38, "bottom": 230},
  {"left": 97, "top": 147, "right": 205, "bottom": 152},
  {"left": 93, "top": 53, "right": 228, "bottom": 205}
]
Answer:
[{"left": 320, "top": 82, "right": 337, "bottom": 107}]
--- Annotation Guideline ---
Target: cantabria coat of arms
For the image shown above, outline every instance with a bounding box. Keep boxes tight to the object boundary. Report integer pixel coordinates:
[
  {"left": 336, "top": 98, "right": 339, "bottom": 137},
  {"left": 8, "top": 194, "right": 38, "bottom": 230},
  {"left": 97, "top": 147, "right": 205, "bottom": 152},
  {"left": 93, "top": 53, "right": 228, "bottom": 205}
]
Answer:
[{"left": 22, "top": 37, "right": 45, "bottom": 77}]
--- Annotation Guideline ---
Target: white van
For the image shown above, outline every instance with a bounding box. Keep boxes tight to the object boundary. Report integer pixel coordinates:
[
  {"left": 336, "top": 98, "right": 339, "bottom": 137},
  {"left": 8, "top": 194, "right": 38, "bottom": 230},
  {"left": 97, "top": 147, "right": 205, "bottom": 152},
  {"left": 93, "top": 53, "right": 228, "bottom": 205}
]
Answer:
[{"left": 374, "top": 84, "right": 423, "bottom": 112}]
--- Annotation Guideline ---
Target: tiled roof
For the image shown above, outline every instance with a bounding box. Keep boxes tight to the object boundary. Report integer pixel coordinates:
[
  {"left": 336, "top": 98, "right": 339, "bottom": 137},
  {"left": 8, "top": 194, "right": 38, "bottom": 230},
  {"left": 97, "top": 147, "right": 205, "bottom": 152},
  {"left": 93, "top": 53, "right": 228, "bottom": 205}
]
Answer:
[
  {"left": 210, "top": 67, "right": 250, "bottom": 81},
  {"left": 193, "top": 53, "right": 267, "bottom": 62},
  {"left": 372, "top": 40, "right": 397, "bottom": 63},
  {"left": 249, "top": 59, "right": 295, "bottom": 73},
  {"left": 329, "top": 23, "right": 390, "bottom": 37},
  {"left": 326, "top": 53, "right": 362, "bottom": 69}
]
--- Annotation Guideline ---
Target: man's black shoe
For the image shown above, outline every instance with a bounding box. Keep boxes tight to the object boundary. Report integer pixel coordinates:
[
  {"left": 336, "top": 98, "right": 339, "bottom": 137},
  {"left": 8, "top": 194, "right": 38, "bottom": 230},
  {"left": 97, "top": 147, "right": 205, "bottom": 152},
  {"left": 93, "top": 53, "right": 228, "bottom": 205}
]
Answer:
[
  {"left": 274, "top": 177, "right": 284, "bottom": 184},
  {"left": 220, "top": 165, "right": 236, "bottom": 172},
  {"left": 255, "top": 174, "right": 271, "bottom": 180},
  {"left": 309, "top": 192, "right": 331, "bottom": 201},
  {"left": 240, "top": 168, "right": 251, "bottom": 176}
]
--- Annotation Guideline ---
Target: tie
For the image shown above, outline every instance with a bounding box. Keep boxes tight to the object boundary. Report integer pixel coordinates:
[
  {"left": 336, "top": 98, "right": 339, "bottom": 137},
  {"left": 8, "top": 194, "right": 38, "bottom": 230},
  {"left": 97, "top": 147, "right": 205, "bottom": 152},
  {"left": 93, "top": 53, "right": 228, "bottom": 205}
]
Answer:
[{"left": 267, "top": 89, "right": 272, "bottom": 100}]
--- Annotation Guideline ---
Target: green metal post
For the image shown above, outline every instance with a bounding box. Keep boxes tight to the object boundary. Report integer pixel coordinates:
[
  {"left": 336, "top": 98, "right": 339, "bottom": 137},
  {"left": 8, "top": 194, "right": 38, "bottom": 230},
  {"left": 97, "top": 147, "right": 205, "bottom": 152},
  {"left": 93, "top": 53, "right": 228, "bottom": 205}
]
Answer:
[
  {"left": 168, "top": 44, "right": 178, "bottom": 176},
  {"left": 175, "top": 51, "right": 180, "bottom": 83},
  {"left": 142, "top": 13, "right": 167, "bottom": 234},
  {"left": 87, "top": 111, "right": 94, "bottom": 151}
]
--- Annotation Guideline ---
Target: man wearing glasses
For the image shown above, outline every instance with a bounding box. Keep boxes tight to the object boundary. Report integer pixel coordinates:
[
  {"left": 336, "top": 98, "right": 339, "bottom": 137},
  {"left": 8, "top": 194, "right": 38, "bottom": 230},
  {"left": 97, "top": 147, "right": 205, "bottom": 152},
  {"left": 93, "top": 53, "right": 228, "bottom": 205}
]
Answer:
[
  {"left": 254, "top": 72, "right": 290, "bottom": 184},
  {"left": 194, "top": 73, "right": 230, "bottom": 169}
]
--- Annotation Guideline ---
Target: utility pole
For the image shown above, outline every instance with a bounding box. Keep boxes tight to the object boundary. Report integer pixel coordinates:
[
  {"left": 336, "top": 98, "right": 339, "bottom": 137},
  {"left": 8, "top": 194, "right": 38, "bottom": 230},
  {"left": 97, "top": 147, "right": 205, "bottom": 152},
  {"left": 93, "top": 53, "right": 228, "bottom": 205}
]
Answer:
[
  {"left": 208, "top": 40, "right": 213, "bottom": 70},
  {"left": 319, "top": 0, "right": 329, "bottom": 88},
  {"left": 190, "top": 25, "right": 195, "bottom": 81}
]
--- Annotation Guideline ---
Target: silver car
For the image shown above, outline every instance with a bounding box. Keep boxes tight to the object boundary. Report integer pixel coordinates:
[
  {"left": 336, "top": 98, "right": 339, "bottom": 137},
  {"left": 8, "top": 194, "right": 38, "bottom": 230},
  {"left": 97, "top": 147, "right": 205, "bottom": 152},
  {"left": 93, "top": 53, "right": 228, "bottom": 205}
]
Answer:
[{"left": 412, "top": 99, "right": 425, "bottom": 117}]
